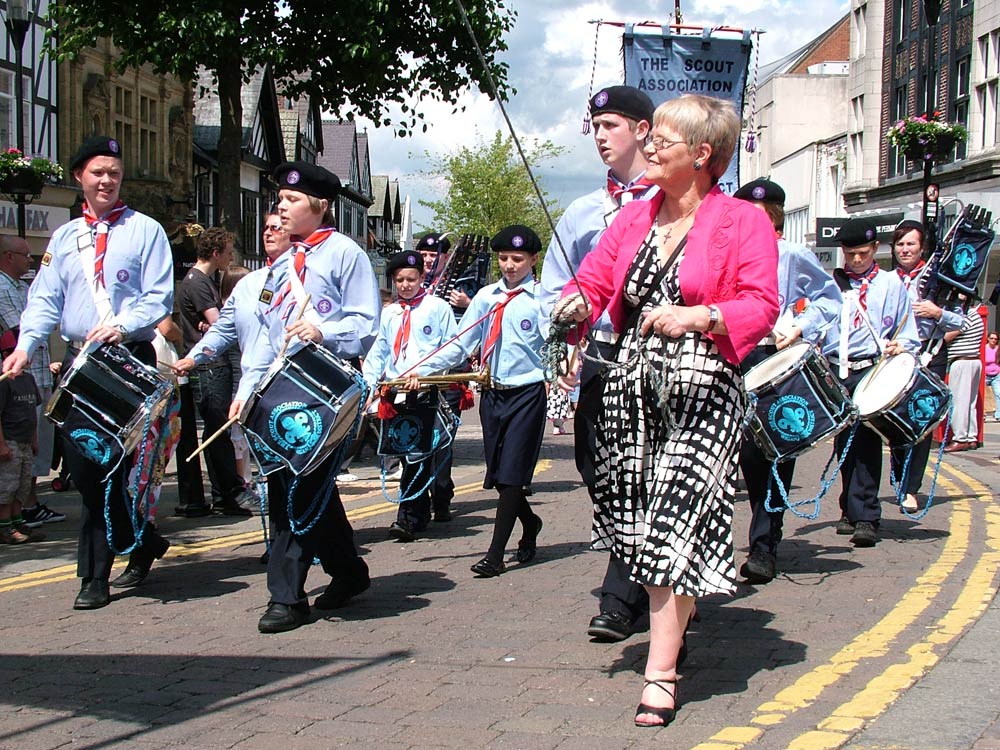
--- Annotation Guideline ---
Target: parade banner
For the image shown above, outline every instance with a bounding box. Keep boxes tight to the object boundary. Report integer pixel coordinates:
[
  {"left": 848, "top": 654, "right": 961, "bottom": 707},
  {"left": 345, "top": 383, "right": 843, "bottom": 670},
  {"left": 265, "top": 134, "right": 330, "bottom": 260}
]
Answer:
[{"left": 623, "top": 27, "right": 752, "bottom": 194}]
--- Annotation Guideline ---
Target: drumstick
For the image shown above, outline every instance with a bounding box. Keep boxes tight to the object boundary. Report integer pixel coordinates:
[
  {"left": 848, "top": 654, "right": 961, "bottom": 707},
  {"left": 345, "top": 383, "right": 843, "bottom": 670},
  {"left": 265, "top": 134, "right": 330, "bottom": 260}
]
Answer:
[
  {"left": 277, "top": 293, "right": 313, "bottom": 360},
  {"left": 0, "top": 371, "right": 11, "bottom": 384},
  {"left": 869, "top": 310, "right": 913, "bottom": 381},
  {"left": 186, "top": 415, "right": 239, "bottom": 462}
]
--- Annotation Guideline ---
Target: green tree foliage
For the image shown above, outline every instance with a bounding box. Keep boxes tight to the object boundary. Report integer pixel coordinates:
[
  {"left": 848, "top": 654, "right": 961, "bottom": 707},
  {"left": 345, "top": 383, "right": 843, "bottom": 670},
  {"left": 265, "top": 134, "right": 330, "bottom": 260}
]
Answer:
[
  {"left": 48, "top": 0, "right": 515, "bottom": 247},
  {"left": 419, "top": 131, "right": 564, "bottom": 250}
]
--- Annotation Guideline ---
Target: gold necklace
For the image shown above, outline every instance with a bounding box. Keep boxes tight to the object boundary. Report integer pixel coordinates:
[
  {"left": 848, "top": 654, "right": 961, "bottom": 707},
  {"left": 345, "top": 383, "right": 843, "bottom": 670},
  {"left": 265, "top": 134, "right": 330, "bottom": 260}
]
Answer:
[{"left": 654, "top": 204, "right": 698, "bottom": 244}]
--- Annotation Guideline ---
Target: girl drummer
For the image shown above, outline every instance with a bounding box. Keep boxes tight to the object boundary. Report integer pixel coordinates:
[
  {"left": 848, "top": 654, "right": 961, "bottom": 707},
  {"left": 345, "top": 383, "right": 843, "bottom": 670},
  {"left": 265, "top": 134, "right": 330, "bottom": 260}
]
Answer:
[{"left": 406, "top": 225, "right": 548, "bottom": 577}]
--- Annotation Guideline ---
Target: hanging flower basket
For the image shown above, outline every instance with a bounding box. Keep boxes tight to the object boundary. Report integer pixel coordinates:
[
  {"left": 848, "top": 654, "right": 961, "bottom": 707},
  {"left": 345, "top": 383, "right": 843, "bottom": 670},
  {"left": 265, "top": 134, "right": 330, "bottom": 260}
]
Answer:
[
  {"left": 888, "top": 114, "right": 967, "bottom": 164},
  {"left": 0, "top": 148, "right": 62, "bottom": 198}
]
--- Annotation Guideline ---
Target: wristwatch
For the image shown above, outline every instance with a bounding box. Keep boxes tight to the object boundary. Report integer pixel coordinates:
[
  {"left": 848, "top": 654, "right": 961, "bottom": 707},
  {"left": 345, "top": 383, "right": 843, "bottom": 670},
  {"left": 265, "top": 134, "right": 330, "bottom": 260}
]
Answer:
[
  {"left": 114, "top": 324, "right": 128, "bottom": 340},
  {"left": 707, "top": 305, "right": 720, "bottom": 332}
]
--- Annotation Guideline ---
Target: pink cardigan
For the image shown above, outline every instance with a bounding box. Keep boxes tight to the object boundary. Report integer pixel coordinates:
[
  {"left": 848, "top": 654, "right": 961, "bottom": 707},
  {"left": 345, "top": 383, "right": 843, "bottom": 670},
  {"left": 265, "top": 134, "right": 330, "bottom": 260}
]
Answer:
[{"left": 562, "top": 186, "right": 779, "bottom": 365}]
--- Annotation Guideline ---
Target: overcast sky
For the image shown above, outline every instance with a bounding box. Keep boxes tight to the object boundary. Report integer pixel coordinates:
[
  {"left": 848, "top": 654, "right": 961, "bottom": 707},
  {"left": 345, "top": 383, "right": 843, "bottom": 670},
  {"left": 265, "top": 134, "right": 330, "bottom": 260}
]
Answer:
[{"left": 359, "top": 0, "right": 849, "bottom": 232}]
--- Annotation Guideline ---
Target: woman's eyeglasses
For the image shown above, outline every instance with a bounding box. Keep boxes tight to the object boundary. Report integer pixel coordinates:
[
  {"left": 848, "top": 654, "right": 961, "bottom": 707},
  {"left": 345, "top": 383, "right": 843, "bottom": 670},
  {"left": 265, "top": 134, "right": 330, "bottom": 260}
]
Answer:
[
  {"left": 263, "top": 223, "right": 283, "bottom": 233},
  {"left": 648, "top": 136, "right": 686, "bottom": 150}
]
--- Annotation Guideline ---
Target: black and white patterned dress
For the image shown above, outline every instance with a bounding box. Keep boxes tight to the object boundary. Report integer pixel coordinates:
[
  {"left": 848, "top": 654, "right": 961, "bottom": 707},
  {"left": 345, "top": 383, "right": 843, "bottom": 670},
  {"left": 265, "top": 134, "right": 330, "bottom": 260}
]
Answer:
[{"left": 592, "top": 227, "right": 745, "bottom": 596}]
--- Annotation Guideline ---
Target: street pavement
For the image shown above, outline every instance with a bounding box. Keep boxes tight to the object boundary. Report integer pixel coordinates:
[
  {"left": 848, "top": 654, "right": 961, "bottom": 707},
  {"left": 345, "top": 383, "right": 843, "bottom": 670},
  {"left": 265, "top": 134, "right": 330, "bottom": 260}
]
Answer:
[{"left": 1, "top": 408, "right": 998, "bottom": 750}]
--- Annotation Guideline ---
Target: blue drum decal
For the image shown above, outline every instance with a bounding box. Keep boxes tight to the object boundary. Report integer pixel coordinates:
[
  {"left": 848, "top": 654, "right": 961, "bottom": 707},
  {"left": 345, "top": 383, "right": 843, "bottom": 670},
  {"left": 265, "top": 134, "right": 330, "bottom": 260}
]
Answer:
[
  {"left": 268, "top": 401, "right": 323, "bottom": 455},
  {"left": 768, "top": 395, "right": 816, "bottom": 443},
  {"left": 388, "top": 416, "right": 423, "bottom": 453},
  {"left": 953, "top": 243, "right": 977, "bottom": 275},
  {"left": 907, "top": 389, "right": 940, "bottom": 425},
  {"left": 70, "top": 428, "right": 112, "bottom": 466}
]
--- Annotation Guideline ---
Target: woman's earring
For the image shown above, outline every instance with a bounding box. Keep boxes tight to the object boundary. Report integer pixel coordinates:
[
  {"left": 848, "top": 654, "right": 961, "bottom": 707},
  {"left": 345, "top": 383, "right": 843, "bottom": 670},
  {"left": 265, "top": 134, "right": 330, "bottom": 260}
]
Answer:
[{"left": 693, "top": 161, "right": 702, "bottom": 171}]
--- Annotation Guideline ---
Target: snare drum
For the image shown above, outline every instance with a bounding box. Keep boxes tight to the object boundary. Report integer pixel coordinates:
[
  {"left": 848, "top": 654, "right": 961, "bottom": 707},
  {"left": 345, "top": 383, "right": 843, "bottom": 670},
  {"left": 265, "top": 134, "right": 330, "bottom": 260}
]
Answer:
[
  {"left": 743, "top": 342, "right": 857, "bottom": 462},
  {"left": 853, "top": 352, "right": 951, "bottom": 447},
  {"left": 46, "top": 343, "right": 174, "bottom": 456},
  {"left": 377, "top": 388, "right": 457, "bottom": 458},
  {"left": 240, "top": 344, "right": 366, "bottom": 476}
]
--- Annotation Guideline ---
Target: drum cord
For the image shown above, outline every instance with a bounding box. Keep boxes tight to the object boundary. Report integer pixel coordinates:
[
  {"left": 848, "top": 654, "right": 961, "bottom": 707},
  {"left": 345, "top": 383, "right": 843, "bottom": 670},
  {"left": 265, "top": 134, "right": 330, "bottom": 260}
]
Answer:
[
  {"left": 890, "top": 405, "right": 952, "bottom": 521},
  {"left": 764, "top": 421, "right": 859, "bottom": 520},
  {"left": 286, "top": 374, "right": 369, "bottom": 536}
]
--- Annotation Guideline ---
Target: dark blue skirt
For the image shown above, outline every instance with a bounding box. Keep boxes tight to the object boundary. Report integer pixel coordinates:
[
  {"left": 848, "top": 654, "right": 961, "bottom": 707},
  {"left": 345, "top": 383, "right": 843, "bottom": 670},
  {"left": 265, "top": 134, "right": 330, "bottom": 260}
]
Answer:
[{"left": 480, "top": 381, "right": 546, "bottom": 491}]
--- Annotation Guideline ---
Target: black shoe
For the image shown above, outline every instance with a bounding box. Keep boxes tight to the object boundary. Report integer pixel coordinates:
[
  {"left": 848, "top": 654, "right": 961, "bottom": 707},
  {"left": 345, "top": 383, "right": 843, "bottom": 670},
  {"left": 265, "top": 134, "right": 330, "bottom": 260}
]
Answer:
[
  {"left": 213, "top": 500, "right": 253, "bottom": 517},
  {"left": 634, "top": 678, "right": 677, "bottom": 728},
  {"left": 73, "top": 579, "right": 111, "bottom": 610},
  {"left": 314, "top": 575, "right": 371, "bottom": 610},
  {"left": 111, "top": 535, "right": 171, "bottom": 589},
  {"left": 260, "top": 551, "right": 270, "bottom": 565},
  {"left": 257, "top": 601, "right": 310, "bottom": 633},
  {"left": 388, "top": 520, "right": 416, "bottom": 543},
  {"left": 836, "top": 515, "right": 855, "bottom": 535},
  {"left": 470, "top": 557, "right": 505, "bottom": 577},
  {"left": 515, "top": 515, "right": 543, "bottom": 563},
  {"left": 588, "top": 610, "right": 633, "bottom": 642},
  {"left": 432, "top": 508, "right": 452, "bottom": 523},
  {"left": 174, "top": 503, "right": 212, "bottom": 518},
  {"left": 851, "top": 521, "right": 878, "bottom": 547},
  {"left": 740, "top": 548, "right": 776, "bottom": 584}
]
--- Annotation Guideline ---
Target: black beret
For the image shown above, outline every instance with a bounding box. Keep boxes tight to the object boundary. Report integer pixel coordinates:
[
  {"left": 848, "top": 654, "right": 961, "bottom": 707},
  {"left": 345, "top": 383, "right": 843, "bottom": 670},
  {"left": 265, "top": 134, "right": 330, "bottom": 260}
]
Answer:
[
  {"left": 70, "top": 135, "right": 123, "bottom": 172},
  {"left": 273, "top": 161, "right": 341, "bottom": 200},
  {"left": 590, "top": 85, "right": 654, "bottom": 125},
  {"left": 895, "top": 219, "right": 924, "bottom": 235},
  {"left": 385, "top": 250, "right": 423, "bottom": 278},
  {"left": 491, "top": 225, "right": 542, "bottom": 254},
  {"left": 734, "top": 178, "right": 785, "bottom": 205},
  {"left": 837, "top": 217, "right": 879, "bottom": 247},
  {"left": 416, "top": 233, "right": 452, "bottom": 253}
]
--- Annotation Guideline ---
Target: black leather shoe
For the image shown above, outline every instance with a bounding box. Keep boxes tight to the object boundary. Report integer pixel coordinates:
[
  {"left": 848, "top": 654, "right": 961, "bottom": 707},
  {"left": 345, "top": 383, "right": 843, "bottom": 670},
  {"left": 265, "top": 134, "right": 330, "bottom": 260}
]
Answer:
[
  {"left": 851, "top": 521, "right": 878, "bottom": 547},
  {"left": 740, "top": 548, "right": 776, "bottom": 584},
  {"left": 174, "top": 503, "right": 212, "bottom": 518},
  {"left": 257, "top": 602, "right": 310, "bottom": 633},
  {"left": 515, "top": 515, "right": 543, "bottom": 563},
  {"left": 73, "top": 579, "right": 111, "bottom": 610},
  {"left": 111, "top": 534, "right": 170, "bottom": 588},
  {"left": 470, "top": 558, "right": 505, "bottom": 577},
  {"left": 588, "top": 610, "right": 633, "bottom": 642},
  {"left": 314, "top": 575, "right": 371, "bottom": 610},
  {"left": 836, "top": 516, "right": 855, "bottom": 535},
  {"left": 432, "top": 508, "right": 452, "bottom": 523},
  {"left": 388, "top": 520, "right": 416, "bottom": 542}
]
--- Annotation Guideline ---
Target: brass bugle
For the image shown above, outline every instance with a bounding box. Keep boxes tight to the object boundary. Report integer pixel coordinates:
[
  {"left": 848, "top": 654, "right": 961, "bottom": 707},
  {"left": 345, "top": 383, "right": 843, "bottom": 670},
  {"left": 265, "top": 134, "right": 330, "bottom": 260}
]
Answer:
[{"left": 380, "top": 369, "right": 491, "bottom": 390}]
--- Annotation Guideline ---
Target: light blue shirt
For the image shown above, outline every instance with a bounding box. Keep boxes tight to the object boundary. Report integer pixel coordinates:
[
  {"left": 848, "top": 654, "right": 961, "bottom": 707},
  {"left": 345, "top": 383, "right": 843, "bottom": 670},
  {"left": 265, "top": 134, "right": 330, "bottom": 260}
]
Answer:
[
  {"left": 777, "top": 239, "right": 842, "bottom": 345},
  {"left": 187, "top": 265, "right": 270, "bottom": 382},
  {"left": 822, "top": 267, "right": 920, "bottom": 360},
  {"left": 418, "top": 274, "right": 547, "bottom": 387},
  {"left": 19, "top": 210, "right": 173, "bottom": 357},
  {"left": 896, "top": 267, "right": 964, "bottom": 341},
  {"left": 362, "top": 294, "right": 457, "bottom": 386},
  {"left": 539, "top": 181, "right": 658, "bottom": 334},
  {"left": 237, "top": 231, "right": 381, "bottom": 403}
]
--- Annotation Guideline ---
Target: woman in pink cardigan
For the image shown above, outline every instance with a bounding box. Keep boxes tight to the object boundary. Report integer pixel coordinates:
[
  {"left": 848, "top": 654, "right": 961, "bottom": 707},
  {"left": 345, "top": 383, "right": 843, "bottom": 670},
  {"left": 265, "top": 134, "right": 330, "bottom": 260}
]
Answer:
[{"left": 555, "top": 94, "right": 778, "bottom": 727}]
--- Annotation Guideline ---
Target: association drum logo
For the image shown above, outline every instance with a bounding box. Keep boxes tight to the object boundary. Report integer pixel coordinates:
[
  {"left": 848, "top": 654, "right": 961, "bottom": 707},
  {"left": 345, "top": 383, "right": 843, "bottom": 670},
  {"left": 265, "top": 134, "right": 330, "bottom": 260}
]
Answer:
[
  {"left": 268, "top": 400, "right": 322, "bottom": 455},
  {"left": 388, "top": 415, "right": 423, "bottom": 453},
  {"left": 952, "top": 242, "right": 977, "bottom": 276},
  {"left": 70, "top": 428, "right": 112, "bottom": 466},
  {"left": 768, "top": 395, "right": 815, "bottom": 444},
  {"left": 907, "top": 389, "right": 940, "bottom": 425}
]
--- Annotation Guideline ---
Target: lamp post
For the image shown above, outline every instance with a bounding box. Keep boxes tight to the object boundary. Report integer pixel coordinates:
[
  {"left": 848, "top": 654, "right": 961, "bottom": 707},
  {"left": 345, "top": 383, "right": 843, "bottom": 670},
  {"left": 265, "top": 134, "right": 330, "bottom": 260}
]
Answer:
[
  {"left": 921, "top": 0, "right": 942, "bottom": 253},
  {"left": 3, "top": 0, "right": 30, "bottom": 239}
]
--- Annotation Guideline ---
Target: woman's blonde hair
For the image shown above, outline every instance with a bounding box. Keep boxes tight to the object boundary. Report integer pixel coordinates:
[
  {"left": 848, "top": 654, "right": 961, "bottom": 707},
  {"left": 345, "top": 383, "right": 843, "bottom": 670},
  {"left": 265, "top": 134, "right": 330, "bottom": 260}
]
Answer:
[{"left": 653, "top": 94, "right": 741, "bottom": 181}]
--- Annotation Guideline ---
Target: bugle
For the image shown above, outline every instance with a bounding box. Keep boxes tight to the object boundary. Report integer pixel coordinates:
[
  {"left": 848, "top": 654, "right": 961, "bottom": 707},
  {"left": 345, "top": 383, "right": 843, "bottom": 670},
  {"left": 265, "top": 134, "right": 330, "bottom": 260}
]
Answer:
[{"left": 380, "top": 368, "right": 491, "bottom": 390}]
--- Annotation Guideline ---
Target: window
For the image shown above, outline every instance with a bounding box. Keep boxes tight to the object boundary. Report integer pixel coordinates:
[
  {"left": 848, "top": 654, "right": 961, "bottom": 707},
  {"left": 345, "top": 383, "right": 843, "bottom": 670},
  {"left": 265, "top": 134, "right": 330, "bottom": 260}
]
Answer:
[
  {"left": 976, "top": 30, "right": 1000, "bottom": 150},
  {"left": 891, "top": 85, "right": 908, "bottom": 176},
  {"left": 138, "top": 94, "right": 159, "bottom": 175},
  {"left": 784, "top": 207, "right": 809, "bottom": 246},
  {"left": 0, "top": 71, "right": 31, "bottom": 152},
  {"left": 955, "top": 56, "right": 971, "bottom": 159},
  {"left": 852, "top": 3, "right": 867, "bottom": 59},
  {"left": 113, "top": 85, "right": 134, "bottom": 172},
  {"left": 893, "top": 0, "right": 907, "bottom": 46}
]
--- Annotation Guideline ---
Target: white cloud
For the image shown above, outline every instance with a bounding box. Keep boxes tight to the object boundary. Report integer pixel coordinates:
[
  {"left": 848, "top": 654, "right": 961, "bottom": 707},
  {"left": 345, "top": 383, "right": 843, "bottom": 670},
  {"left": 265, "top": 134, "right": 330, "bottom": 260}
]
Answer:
[{"left": 360, "top": 0, "right": 850, "bottom": 232}]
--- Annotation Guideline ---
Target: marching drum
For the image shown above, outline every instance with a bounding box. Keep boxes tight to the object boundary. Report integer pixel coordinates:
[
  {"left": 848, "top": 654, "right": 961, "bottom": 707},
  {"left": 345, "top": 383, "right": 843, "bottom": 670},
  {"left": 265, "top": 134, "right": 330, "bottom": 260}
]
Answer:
[
  {"left": 853, "top": 352, "right": 951, "bottom": 447},
  {"left": 743, "top": 342, "right": 857, "bottom": 462},
  {"left": 377, "top": 388, "right": 457, "bottom": 459},
  {"left": 240, "top": 343, "right": 365, "bottom": 476},
  {"left": 46, "top": 343, "right": 173, "bottom": 456}
]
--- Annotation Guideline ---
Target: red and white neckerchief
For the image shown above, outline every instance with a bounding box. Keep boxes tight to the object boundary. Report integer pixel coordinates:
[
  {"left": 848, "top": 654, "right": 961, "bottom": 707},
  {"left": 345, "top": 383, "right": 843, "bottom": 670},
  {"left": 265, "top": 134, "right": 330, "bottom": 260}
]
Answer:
[
  {"left": 82, "top": 200, "right": 128, "bottom": 288},
  {"left": 895, "top": 260, "right": 925, "bottom": 291},
  {"left": 846, "top": 263, "right": 880, "bottom": 328},
  {"left": 392, "top": 290, "right": 427, "bottom": 363},
  {"left": 481, "top": 287, "right": 525, "bottom": 364},
  {"left": 267, "top": 226, "right": 335, "bottom": 316},
  {"left": 606, "top": 172, "right": 654, "bottom": 206}
]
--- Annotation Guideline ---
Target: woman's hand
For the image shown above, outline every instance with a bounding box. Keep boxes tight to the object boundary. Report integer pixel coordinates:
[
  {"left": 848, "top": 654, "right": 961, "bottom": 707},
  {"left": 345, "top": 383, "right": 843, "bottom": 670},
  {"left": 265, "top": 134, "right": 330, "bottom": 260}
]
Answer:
[
  {"left": 640, "top": 304, "right": 700, "bottom": 338},
  {"left": 552, "top": 294, "right": 591, "bottom": 324},
  {"left": 775, "top": 326, "right": 802, "bottom": 350}
]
